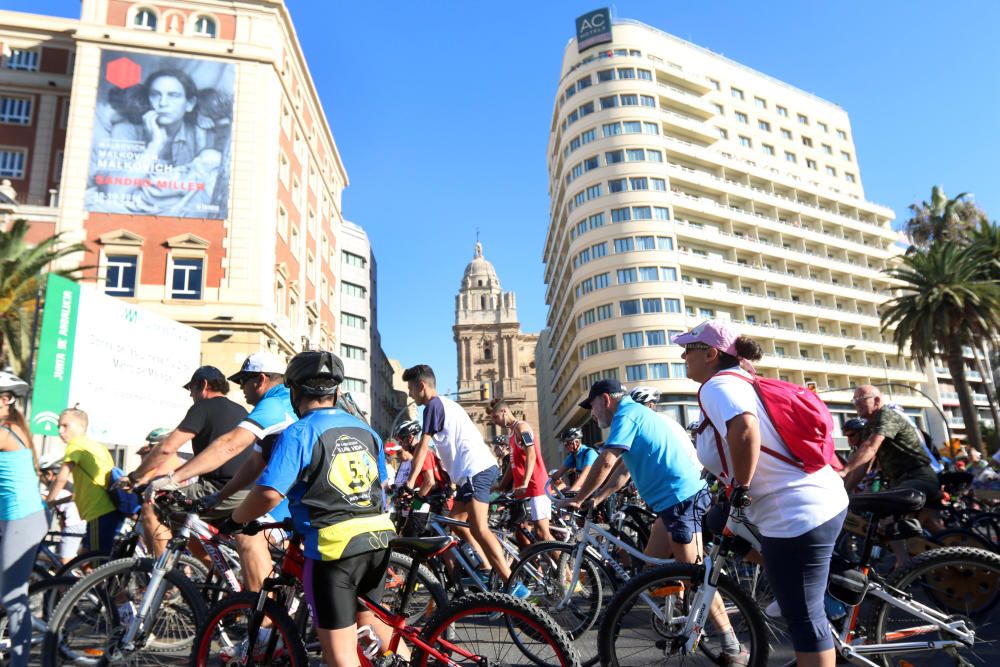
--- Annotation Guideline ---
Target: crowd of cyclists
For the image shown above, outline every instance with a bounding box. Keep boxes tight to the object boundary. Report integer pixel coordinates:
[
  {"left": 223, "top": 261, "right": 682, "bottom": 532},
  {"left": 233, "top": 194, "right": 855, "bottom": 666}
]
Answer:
[{"left": 1, "top": 318, "right": 999, "bottom": 666}]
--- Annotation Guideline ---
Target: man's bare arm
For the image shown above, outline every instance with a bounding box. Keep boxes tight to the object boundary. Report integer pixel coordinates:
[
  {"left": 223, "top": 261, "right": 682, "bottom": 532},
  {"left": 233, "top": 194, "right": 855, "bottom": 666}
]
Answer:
[
  {"left": 405, "top": 434, "right": 432, "bottom": 489},
  {"left": 173, "top": 428, "right": 257, "bottom": 484},
  {"left": 132, "top": 429, "right": 194, "bottom": 483},
  {"left": 45, "top": 463, "right": 72, "bottom": 504},
  {"left": 567, "top": 449, "right": 622, "bottom": 504},
  {"left": 216, "top": 451, "right": 267, "bottom": 501},
  {"left": 591, "top": 459, "right": 631, "bottom": 504}
]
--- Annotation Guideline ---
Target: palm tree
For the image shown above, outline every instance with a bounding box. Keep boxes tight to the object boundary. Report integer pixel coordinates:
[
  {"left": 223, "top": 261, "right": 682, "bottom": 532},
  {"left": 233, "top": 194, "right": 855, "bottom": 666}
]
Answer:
[
  {"left": 903, "top": 186, "right": 988, "bottom": 249},
  {"left": 881, "top": 242, "right": 1000, "bottom": 455},
  {"left": 0, "top": 218, "right": 88, "bottom": 375}
]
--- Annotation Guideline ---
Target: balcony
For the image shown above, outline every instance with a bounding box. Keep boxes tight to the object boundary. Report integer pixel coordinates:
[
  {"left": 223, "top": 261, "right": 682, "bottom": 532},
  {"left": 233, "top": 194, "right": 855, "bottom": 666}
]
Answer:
[
  {"left": 659, "top": 108, "right": 718, "bottom": 143},
  {"left": 656, "top": 82, "right": 715, "bottom": 117}
]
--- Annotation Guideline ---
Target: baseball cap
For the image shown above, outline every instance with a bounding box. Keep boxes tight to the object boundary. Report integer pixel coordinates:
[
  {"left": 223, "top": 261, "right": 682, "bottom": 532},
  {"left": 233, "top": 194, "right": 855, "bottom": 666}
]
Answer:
[
  {"left": 228, "top": 351, "right": 286, "bottom": 383},
  {"left": 384, "top": 441, "right": 401, "bottom": 455},
  {"left": 579, "top": 378, "right": 625, "bottom": 410},
  {"left": 672, "top": 319, "right": 739, "bottom": 357},
  {"left": 183, "top": 365, "right": 226, "bottom": 390}
]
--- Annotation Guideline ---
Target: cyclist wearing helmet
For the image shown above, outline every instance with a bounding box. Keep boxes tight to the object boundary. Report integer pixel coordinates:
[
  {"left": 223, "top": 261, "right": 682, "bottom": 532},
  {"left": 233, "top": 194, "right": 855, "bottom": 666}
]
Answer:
[
  {"left": 842, "top": 418, "right": 867, "bottom": 450},
  {"left": 394, "top": 420, "right": 448, "bottom": 499},
  {"left": 392, "top": 421, "right": 419, "bottom": 489},
  {"left": 0, "top": 371, "right": 46, "bottom": 667},
  {"left": 231, "top": 350, "right": 394, "bottom": 666},
  {"left": 629, "top": 386, "right": 699, "bottom": 465},
  {"left": 549, "top": 427, "right": 598, "bottom": 492}
]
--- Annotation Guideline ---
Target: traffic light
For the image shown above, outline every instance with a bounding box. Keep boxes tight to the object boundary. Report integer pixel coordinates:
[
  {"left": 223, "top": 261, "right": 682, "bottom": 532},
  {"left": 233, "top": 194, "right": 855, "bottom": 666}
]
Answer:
[{"left": 480, "top": 381, "right": 492, "bottom": 402}]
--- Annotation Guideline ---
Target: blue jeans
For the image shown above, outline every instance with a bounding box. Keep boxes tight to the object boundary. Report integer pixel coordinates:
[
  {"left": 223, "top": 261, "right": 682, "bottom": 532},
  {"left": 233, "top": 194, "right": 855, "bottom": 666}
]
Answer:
[{"left": 759, "top": 509, "right": 847, "bottom": 653}]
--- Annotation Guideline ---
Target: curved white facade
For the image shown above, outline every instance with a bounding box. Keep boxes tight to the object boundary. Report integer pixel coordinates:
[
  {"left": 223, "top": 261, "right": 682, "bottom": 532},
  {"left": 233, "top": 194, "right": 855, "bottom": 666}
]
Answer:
[{"left": 543, "top": 19, "right": 925, "bottom": 435}]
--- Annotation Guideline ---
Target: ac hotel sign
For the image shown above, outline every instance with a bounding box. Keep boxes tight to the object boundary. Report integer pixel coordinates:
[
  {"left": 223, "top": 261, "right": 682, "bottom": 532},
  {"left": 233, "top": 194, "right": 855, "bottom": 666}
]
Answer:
[{"left": 575, "top": 8, "right": 612, "bottom": 52}]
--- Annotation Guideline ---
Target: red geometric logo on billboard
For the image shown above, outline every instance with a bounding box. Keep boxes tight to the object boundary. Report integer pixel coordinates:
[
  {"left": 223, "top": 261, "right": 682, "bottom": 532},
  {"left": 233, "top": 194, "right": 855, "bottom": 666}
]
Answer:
[{"left": 105, "top": 56, "right": 141, "bottom": 89}]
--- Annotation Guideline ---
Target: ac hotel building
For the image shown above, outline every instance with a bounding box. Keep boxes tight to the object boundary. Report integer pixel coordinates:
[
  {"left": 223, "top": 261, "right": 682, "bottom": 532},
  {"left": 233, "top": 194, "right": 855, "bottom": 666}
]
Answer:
[{"left": 541, "top": 15, "right": 929, "bottom": 442}]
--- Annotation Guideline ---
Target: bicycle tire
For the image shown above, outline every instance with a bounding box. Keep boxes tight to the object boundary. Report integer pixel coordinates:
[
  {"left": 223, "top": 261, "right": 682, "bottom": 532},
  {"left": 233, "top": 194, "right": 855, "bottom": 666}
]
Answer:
[
  {"left": 506, "top": 541, "right": 612, "bottom": 666},
  {"left": 411, "top": 591, "right": 581, "bottom": 667},
  {"left": 865, "top": 546, "right": 1000, "bottom": 667},
  {"left": 0, "top": 576, "right": 76, "bottom": 666},
  {"left": 190, "top": 591, "right": 308, "bottom": 667},
  {"left": 597, "top": 562, "right": 768, "bottom": 667},
  {"left": 41, "top": 557, "right": 207, "bottom": 666},
  {"left": 381, "top": 552, "right": 448, "bottom": 626}
]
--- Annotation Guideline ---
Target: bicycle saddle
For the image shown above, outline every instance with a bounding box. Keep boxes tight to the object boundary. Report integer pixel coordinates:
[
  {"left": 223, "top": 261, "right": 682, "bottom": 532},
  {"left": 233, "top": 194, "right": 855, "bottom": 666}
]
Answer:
[
  {"left": 848, "top": 488, "right": 925, "bottom": 516},
  {"left": 389, "top": 535, "right": 453, "bottom": 557}
]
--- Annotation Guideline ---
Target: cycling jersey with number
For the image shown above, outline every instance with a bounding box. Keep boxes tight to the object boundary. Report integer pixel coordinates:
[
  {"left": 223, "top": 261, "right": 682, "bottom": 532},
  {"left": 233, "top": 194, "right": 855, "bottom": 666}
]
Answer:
[{"left": 256, "top": 407, "right": 394, "bottom": 561}]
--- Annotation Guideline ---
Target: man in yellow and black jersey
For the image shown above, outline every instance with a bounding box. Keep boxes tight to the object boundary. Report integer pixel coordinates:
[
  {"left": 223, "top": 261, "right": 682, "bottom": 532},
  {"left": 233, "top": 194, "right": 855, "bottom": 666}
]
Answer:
[{"left": 231, "top": 350, "right": 394, "bottom": 666}]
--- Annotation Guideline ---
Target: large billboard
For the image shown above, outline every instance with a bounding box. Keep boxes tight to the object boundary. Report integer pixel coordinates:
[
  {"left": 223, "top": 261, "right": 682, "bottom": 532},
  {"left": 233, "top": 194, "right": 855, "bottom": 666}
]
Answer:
[
  {"left": 30, "top": 275, "right": 201, "bottom": 445},
  {"left": 85, "top": 50, "right": 235, "bottom": 219},
  {"left": 576, "top": 8, "right": 613, "bottom": 52}
]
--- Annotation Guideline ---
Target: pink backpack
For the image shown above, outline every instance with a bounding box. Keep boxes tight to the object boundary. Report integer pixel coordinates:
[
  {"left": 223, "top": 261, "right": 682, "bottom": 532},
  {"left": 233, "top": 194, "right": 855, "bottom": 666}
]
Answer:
[{"left": 697, "top": 371, "right": 843, "bottom": 476}]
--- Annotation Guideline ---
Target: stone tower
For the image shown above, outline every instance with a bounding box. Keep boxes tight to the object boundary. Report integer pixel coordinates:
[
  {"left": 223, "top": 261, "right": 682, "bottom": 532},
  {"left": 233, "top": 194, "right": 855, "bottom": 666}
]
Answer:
[{"left": 454, "top": 242, "right": 539, "bottom": 439}]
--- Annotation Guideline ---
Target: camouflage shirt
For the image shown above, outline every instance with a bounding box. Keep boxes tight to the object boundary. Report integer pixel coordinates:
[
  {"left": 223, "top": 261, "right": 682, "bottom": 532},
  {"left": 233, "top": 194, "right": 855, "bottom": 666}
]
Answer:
[{"left": 864, "top": 407, "right": 931, "bottom": 482}]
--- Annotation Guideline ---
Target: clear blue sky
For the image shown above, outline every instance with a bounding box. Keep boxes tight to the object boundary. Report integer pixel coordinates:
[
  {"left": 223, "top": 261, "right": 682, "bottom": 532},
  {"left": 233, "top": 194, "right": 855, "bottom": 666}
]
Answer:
[{"left": 10, "top": 1, "right": 999, "bottom": 393}]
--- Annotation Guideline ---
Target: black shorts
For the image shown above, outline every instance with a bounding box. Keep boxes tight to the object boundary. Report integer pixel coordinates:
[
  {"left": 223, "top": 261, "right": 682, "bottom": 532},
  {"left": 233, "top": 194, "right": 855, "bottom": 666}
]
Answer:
[
  {"left": 303, "top": 549, "right": 390, "bottom": 630},
  {"left": 894, "top": 467, "right": 943, "bottom": 509}
]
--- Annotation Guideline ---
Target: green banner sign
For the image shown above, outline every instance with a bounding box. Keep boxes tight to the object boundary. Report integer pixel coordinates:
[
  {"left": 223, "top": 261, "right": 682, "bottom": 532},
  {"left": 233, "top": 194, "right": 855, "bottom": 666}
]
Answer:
[{"left": 30, "top": 275, "right": 80, "bottom": 436}]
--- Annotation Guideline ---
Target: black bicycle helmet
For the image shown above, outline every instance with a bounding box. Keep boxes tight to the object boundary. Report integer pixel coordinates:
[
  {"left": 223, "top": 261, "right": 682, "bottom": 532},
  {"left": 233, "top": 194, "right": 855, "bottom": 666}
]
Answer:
[
  {"left": 0, "top": 371, "right": 29, "bottom": 399},
  {"left": 561, "top": 427, "right": 583, "bottom": 442},
  {"left": 284, "top": 351, "right": 344, "bottom": 396},
  {"left": 394, "top": 420, "right": 421, "bottom": 438},
  {"left": 843, "top": 418, "right": 867, "bottom": 434}
]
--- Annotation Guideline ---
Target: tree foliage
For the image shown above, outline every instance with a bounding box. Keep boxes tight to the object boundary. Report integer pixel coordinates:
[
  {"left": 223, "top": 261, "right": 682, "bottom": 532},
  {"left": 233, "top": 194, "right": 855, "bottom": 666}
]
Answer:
[
  {"left": 903, "top": 185, "right": 988, "bottom": 249},
  {"left": 0, "top": 219, "right": 88, "bottom": 375}
]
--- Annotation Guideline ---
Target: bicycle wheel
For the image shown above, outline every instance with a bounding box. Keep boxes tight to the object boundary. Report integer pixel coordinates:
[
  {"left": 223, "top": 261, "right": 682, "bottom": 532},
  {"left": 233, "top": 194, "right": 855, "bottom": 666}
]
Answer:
[
  {"left": 412, "top": 591, "right": 581, "bottom": 667},
  {"left": 0, "top": 576, "right": 76, "bottom": 666},
  {"left": 506, "top": 541, "right": 612, "bottom": 666},
  {"left": 380, "top": 552, "right": 448, "bottom": 626},
  {"left": 597, "top": 563, "right": 768, "bottom": 667},
  {"left": 42, "top": 557, "right": 206, "bottom": 666},
  {"left": 866, "top": 546, "right": 1000, "bottom": 667},
  {"left": 191, "top": 592, "right": 308, "bottom": 667}
]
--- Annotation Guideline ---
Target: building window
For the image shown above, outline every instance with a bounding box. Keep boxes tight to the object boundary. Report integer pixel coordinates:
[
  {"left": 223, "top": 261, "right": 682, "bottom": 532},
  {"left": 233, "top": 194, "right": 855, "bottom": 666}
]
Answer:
[
  {"left": 133, "top": 7, "right": 158, "bottom": 30},
  {"left": 342, "top": 281, "right": 366, "bottom": 298},
  {"left": 735, "top": 111, "right": 748, "bottom": 124},
  {"left": 623, "top": 121, "right": 642, "bottom": 134},
  {"left": 0, "top": 149, "right": 26, "bottom": 178},
  {"left": 754, "top": 96, "right": 767, "bottom": 109},
  {"left": 623, "top": 331, "right": 644, "bottom": 348},
  {"left": 841, "top": 151, "right": 852, "bottom": 162},
  {"left": 596, "top": 304, "right": 613, "bottom": 320},
  {"left": 646, "top": 330, "right": 666, "bottom": 346},
  {"left": 597, "top": 68, "right": 615, "bottom": 82},
  {"left": 649, "top": 363, "right": 669, "bottom": 379},
  {"left": 776, "top": 106, "right": 788, "bottom": 117},
  {"left": 654, "top": 207, "right": 670, "bottom": 221},
  {"left": 620, "top": 94, "right": 639, "bottom": 106},
  {"left": 616, "top": 268, "right": 637, "bottom": 284},
  {"left": 642, "top": 298, "right": 662, "bottom": 313},
  {"left": 739, "top": 136, "right": 752, "bottom": 148},
  {"left": 762, "top": 144, "right": 775, "bottom": 156},
  {"left": 837, "top": 129, "right": 848, "bottom": 140},
  {"left": 731, "top": 87, "right": 744, "bottom": 100},
  {"left": 341, "top": 344, "right": 366, "bottom": 361},
  {"left": 341, "top": 312, "right": 366, "bottom": 329},
  {"left": 671, "top": 362, "right": 686, "bottom": 377},
  {"left": 343, "top": 377, "right": 367, "bottom": 394},
  {"left": 826, "top": 166, "right": 837, "bottom": 176},
  {"left": 5, "top": 48, "right": 39, "bottom": 71},
  {"left": 0, "top": 96, "right": 32, "bottom": 125},
  {"left": 806, "top": 158, "right": 817, "bottom": 170},
  {"left": 716, "top": 127, "right": 728, "bottom": 139},
  {"left": 801, "top": 136, "right": 813, "bottom": 147},
  {"left": 626, "top": 364, "right": 648, "bottom": 382},
  {"left": 785, "top": 151, "right": 797, "bottom": 163},
  {"left": 664, "top": 298, "right": 681, "bottom": 312},
  {"left": 797, "top": 113, "right": 809, "bottom": 124},
  {"left": 620, "top": 299, "right": 640, "bottom": 316},
  {"left": 818, "top": 121, "right": 829, "bottom": 133},
  {"left": 193, "top": 15, "right": 217, "bottom": 37},
  {"left": 845, "top": 172, "right": 856, "bottom": 183},
  {"left": 343, "top": 250, "right": 366, "bottom": 268},
  {"left": 169, "top": 258, "right": 204, "bottom": 300},
  {"left": 105, "top": 255, "right": 138, "bottom": 297},
  {"left": 599, "top": 335, "right": 617, "bottom": 352}
]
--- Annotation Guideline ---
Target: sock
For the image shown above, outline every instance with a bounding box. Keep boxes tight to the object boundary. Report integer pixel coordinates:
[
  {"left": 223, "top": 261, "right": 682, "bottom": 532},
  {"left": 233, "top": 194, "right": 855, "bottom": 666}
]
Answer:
[{"left": 719, "top": 628, "right": 741, "bottom": 654}]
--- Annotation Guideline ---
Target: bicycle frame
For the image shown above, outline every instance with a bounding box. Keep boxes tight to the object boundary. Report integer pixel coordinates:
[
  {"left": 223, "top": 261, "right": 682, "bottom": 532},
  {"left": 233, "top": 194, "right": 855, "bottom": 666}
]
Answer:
[{"left": 425, "top": 513, "right": 519, "bottom": 593}]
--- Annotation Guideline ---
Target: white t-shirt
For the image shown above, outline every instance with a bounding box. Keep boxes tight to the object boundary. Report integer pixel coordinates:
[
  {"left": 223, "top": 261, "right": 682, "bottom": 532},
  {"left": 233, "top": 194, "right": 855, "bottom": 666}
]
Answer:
[
  {"left": 695, "top": 368, "right": 848, "bottom": 538},
  {"left": 422, "top": 395, "right": 497, "bottom": 484},
  {"left": 656, "top": 412, "right": 701, "bottom": 467}
]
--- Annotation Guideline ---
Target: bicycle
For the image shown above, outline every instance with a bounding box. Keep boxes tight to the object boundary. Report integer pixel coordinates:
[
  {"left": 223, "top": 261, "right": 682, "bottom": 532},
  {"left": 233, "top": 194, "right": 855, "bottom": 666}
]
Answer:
[
  {"left": 191, "top": 532, "right": 582, "bottom": 667},
  {"left": 0, "top": 576, "right": 76, "bottom": 665}
]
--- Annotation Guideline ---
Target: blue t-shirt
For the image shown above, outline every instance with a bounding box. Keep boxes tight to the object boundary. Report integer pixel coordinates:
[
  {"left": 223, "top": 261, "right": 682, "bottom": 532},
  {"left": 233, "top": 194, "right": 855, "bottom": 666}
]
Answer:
[
  {"left": 563, "top": 446, "right": 598, "bottom": 472},
  {"left": 257, "top": 407, "right": 391, "bottom": 560},
  {"left": 604, "top": 396, "right": 705, "bottom": 513},
  {"left": 244, "top": 384, "right": 296, "bottom": 520}
]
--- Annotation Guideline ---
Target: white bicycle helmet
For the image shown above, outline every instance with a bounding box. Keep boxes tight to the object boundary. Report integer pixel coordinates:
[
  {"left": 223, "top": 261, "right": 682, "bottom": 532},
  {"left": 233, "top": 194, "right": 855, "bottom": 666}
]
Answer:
[
  {"left": 0, "top": 371, "right": 29, "bottom": 399},
  {"left": 629, "top": 386, "right": 659, "bottom": 405}
]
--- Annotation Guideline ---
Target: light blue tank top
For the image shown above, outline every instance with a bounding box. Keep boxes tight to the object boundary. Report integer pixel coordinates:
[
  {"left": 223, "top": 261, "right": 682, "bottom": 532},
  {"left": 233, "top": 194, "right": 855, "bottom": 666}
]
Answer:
[{"left": 0, "top": 426, "right": 45, "bottom": 521}]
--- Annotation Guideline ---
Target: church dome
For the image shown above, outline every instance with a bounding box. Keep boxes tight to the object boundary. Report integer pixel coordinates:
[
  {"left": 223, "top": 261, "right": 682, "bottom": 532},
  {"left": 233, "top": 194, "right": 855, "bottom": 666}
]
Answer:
[{"left": 461, "top": 242, "right": 500, "bottom": 290}]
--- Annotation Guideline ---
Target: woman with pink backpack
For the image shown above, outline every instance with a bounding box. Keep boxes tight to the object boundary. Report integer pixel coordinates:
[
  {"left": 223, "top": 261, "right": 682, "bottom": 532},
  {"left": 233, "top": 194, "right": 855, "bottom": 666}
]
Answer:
[{"left": 676, "top": 319, "right": 848, "bottom": 667}]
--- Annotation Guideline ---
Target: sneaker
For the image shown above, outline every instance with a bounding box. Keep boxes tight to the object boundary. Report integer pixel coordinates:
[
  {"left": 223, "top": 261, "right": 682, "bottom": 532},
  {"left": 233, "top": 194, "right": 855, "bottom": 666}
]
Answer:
[
  {"left": 510, "top": 582, "right": 531, "bottom": 599},
  {"left": 219, "top": 628, "right": 286, "bottom": 662},
  {"left": 764, "top": 599, "right": 782, "bottom": 619},
  {"left": 460, "top": 570, "right": 491, "bottom": 588},
  {"left": 718, "top": 647, "right": 751, "bottom": 666}
]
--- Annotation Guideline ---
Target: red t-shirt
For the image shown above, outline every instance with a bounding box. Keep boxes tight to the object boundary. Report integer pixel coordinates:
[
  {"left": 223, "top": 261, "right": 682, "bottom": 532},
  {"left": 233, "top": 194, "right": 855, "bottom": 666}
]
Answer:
[
  {"left": 508, "top": 423, "right": 548, "bottom": 497},
  {"left": 420, "top": 449, "right": 449, "bottom": 486}
]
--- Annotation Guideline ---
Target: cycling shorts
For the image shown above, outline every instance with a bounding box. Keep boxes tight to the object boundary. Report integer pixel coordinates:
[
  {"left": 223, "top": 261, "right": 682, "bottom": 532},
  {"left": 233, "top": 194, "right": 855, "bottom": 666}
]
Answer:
[{"left": 303, "top": 549, "right": 390, "bottom": 629}]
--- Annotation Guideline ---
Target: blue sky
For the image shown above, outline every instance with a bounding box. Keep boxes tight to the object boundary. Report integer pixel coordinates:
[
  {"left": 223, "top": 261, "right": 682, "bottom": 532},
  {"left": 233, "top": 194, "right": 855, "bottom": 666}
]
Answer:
[{"left": 10, "top": 1, "right": 999, "bottom": 393}]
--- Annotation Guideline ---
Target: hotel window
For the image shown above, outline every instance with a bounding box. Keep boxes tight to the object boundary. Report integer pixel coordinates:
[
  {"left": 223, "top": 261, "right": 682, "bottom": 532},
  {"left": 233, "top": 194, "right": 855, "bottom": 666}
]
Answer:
[
  {"left": 586, "top": 184, "right": 601, "bottom": 200},
  {"left": 617, "top": 268, "right": 637, "bottom": 284},
  {"left": 806, "top": 158, "right": 817, "bottom": 170},
  {"left": 818, "top": 121, "right": 828, "bottom": 133},
  {"left": 777, "top": 106, "right": 788, "bottom": 117},
  {"left": 5, "top": 48, "right": 40, "bottom": 71},
  {"left": 762, "top": 144, "right": 775, "bottom": 156},
  {"left": 0, "top": 96, "right": 32, "bottom": 125},
  {"left": 826, "top": 166, "right": 837, "bottom": 176},
  {"left": 600, "top": 96, "right": 617, "bottom": 110},
  {"left": 758, "top": 120, "right": 771, "bottom": 131},
  {"left": 620, "top": 94, "right": 639, "bottom": 106},
  {"left": 577, "top": 75, "right": 592, "bottom": 90},
  {"left": 591, "top": 242, "right": 607, "bottom": 257},
  {"left": 105, "top": 255, "right": 138, "bottom": 297},
  {"left": 623, "top": 331, "right": 644, "bottom": 349},
  {"left": 841, "top": 151, "right": 852, "bottom": 162},
  {"left": 632, "top": 206, "right": 652, "bottom": 219},
  {"left": 639, "top": 95, "right": 656, "bottom": 108},
  {"left": 643, "top": 298, "right": 663, "bottom": 313},
  {"left": 343, "top": 378, "right": 367, "bottom": 394},
  {"left": 617, "top": 67, "right": 635, "bottom": 79},
  {"left": 169, "top": 258, "right": 204, "bottom": 300},
  {"left": 649, "top": 363, "right": 670, "bottom": 380},
  {"left": 133, "top": 7, "right": 158, "bottom": 30},
  {"left": 0, "top": 149, "right": 26, "bottom": 178},
  {"left": 341, "top": 344, "right": 366, "bottom": 361},
  {"left": 342, "top": 281, "right": 366, "bottom": 298},
  {"left": 629, "top": 177, "right": 648, "bottom": 190},
  {"left": 343, "top": 250, "right": 366, "bottom": 268},
  {"left": 837, "top": 129, "right": 848, "bottom": 140},
  {"left": 589, "top": 213, "right": 605, "bottom": 229},
  {"left": 735, "top": 111, "right": 748, "bottom": 124},
  {"left": 597, "top": 68, "right": 615, "bottom": 82},
  {"left": 605, "top": 149, "right": 624, "bottom": 164},
  {"left": 739, "top": 136, "right": 752, "bottom": 148},
  {"left": 623, "top": 121, "right": 642, "bottom": 134},
  {"left": 651, "top": 178, "right": 666, "bottom": 191},
  {"left": 699, "top": 307, "right": 715, "bottom": 318},
  {"left": 626, "top": 365, "right": 648, "bottom": 382},
  {"left": 599, "top": 335, "right": 617, "bottom": 352},
  {"left": 608, "top": 178, "right": 626, "bottom": 193},
  {"left": 582, "top": 128, "right": 596, "bottom": 143},
  {"left": 709, "top": 79, "right": 720, "bottom": 90},
  {"left": 341, "top": 312, "right": 366, "bottom": 329},
  {"left": 638, "top": 267, "right": 659, "bottom": 281},
  {"left": 801, "top": 136, "right": 813, "bottom": 147},
  {"left": 671, "top": 362, "right": 687, "bottom": 377},
  {"left": 712, "top": 103, "right": 724, "bottom": 115},
  {"left": 785, "top": 151, "right": 796, "bottom": 163},
  {"left": 646, "top": 149, "right": 662, "bottom": 162},
  {"left": 822, "top": 143, "right": 832, "bottom": 154},
  {"left": 654, "top": 207, "right": 670, "bottom": 220},
  {"left": 797, "top": 113, "right": 809, "bottom": 124},
  {"left": 619, "top": 299, "right": 641, "bottom": 316},
  {"left": 664, "top": 298, "right": 681, "bottom": 313},
  {"left": 646, "top": 330, "right": 666, "bottom": 346},
  {"left": 717, "top": 127, "right": 728, "bottom": 139},
  {"left": 602, "top": 122, "right": 622, "bottom": 137},
  {"left": 661, "top": 266, "right": 678, "bottom": 280},
  {"left": 193, "top": 15, "right": 217, "bottom": 37},
  {"left": 584, "top": 155, "right": 599, "bottom": 171},
  {"left": 636, "top": 235, "right": 656, "bottom": 250},
  {"left": 731, "top": 87, "right": 744, "bottom": 100},
  {"left": 845, "top": 172, "right": 856, "bottom": 183},
  {"left": 643, "top": 122, "right": 659, "bottom": 134},
  {"left": 611, "top": 207, "right": 631, "bottom": 223},
  {"left": 594, "top": 273, "right": 610, "bottom": 289},
  {"left": 754, "top": 97, "right": 767, "bottom": 109},
  {"left": 637, "top": 69, "right": 652, "bottom": 80},
  {"left": 596, "top": 304, "right": 613, "bottom": 320},
  {"left": 780, "top": 128, "right": 792, "bottom": 140},
  {"left": 578, "top": 101, "right": 594, "bottom": 117}
]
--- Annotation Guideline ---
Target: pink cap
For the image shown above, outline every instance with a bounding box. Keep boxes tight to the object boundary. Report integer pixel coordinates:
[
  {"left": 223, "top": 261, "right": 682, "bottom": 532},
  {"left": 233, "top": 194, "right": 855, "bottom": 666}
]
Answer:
[{"left": 672, "top": 319, "right": 740, "bottom": 357}]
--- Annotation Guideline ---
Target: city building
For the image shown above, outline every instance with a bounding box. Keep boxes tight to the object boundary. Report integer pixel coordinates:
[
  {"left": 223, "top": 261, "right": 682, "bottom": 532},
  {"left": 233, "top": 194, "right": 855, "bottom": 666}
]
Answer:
[
  {"left": 924, "top": 345, "right": 999, "bottom": 445},
  {"left": 453, "top": 242, "right": 542, "bottom": 448},
  {"left": 542, "top": 15, "right": 930, "bottom": 444},
  {"left": 339, "top": 220, "right": 375, "bottom": 417},
  {"left": 0, "top": 2, "right": 395, "bottom": 406}
]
